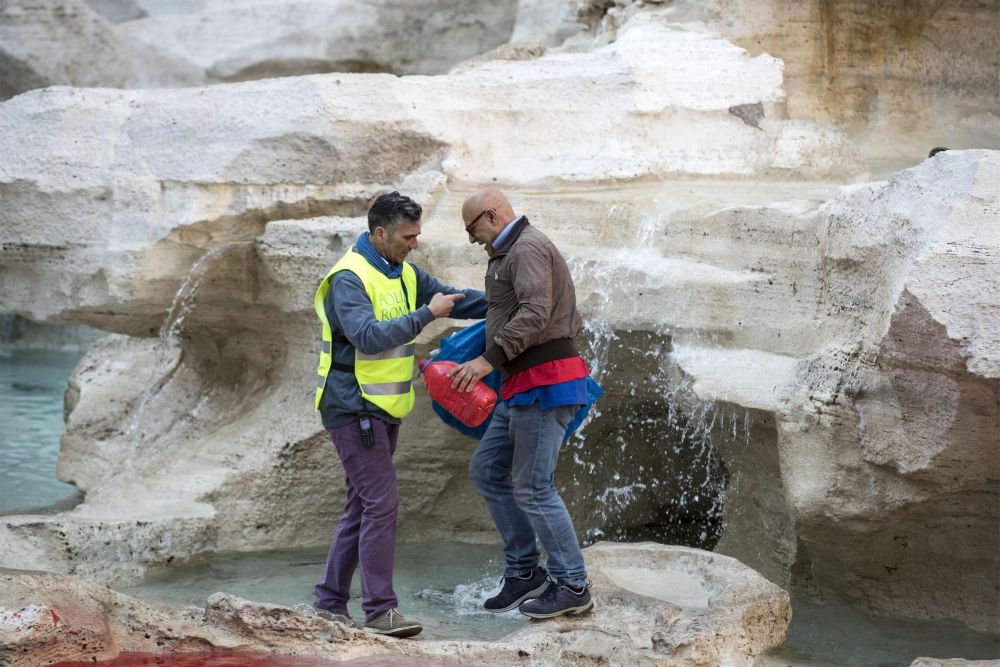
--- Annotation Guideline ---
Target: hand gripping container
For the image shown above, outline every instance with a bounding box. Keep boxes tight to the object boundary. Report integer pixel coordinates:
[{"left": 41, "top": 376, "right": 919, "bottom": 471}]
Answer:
[{"left": 419, "top": 359, "right": 497, "bottom": 428}]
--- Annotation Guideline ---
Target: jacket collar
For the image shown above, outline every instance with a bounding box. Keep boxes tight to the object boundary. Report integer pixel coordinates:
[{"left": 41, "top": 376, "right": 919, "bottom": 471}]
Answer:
[{"left": 489, "top": 216, "right": 529, "bottom": 257}]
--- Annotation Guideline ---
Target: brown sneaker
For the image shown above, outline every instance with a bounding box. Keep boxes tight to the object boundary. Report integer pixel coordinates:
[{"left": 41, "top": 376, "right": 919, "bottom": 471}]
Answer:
[
  {"left": 364, "top": 608, "right": 423, "bottom": 638},
  {"left": 312, "top": 605, "right": 358, "bottom": 628}
]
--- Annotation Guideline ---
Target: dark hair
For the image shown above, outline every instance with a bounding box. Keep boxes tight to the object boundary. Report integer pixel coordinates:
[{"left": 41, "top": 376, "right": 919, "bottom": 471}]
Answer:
[
  {"left": 368, "top": 191, "right": 422, "bottom": 234},
  {"left": 928, "top": 146, "right": 949, "bottom": 158}
]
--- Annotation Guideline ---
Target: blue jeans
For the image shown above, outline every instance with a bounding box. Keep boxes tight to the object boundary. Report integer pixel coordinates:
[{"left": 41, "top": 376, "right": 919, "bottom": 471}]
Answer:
[{"left": 469, "top": 400, "right": 587, "bottom": 589}]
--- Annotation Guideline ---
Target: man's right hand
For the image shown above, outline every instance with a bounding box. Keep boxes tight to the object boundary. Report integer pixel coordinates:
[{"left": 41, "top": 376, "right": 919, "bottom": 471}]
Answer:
[{"left": 428, "top": 292, "right": 466, "bottom": 318}]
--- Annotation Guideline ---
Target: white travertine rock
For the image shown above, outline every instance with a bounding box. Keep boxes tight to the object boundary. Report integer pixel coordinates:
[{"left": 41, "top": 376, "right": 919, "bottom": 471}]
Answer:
[
  {"left": 669, "top": 346, "right": 799, "bottom": 412},
  {"left": 780, "top": 151, "right": 999, "bottom": 633},
  {"left": 763, "top": 119, "right": 865, "bottom": 178},
  {"left": 1, "top": 0, "right": 522, "bottom": 96},
  {"left": 510, "top": 0, "right": 582, "bottom": 47},
  {"left": 583, "top": 0, "right": 1000, "bottom": 172},
  {"left": 82, "top": 0, "right": 146, "bottom": 23},
  {"left": 0, "top": 543, "right": 790, "bottom": 666},
  {"left": 0, "top": 0, "right": 129, "bottom": 99},
  {"left": 0, "top": 0, "right": 997, "bottom": 642},
  {"left": 0, "top": 9, "right": 859, "bottom": 328},
  {"left": 114, "top": 0, "right": 520, "bottom": 85}
]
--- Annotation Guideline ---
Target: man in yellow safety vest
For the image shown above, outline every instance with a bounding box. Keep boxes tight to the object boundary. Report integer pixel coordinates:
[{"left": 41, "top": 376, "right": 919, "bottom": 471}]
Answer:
[{"left": 312, "top": 191, "right": 486, "bottom": 637}]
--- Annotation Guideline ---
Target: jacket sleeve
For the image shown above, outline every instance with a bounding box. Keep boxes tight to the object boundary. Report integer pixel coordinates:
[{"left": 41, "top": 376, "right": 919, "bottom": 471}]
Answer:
[
  {"left": 486, "top": 242, "right": 553, "bottom": 364},
  {"left": 328, "top": 271, "right": 434, "bottom": 355},
  {"left": 413, "top": 264, "right": 488, "bottom": 320}
]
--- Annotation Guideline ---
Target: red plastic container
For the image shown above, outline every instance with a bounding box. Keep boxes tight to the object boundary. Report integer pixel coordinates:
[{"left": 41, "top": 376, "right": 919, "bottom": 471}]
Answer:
[{"left": 419, "top": 359, "right": 497, "bottom": 427}]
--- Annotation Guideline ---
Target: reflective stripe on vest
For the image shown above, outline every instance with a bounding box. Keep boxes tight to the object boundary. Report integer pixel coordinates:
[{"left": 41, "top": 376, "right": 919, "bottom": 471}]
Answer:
[
  {"left": 313, "top": 248, "right": 418, "bottom": 418},
  {"left": 360, "top": 380, "right": 413, "bottom": 396},
  {"left": 358, "top": 343, "right": 415, "bottom": 361}
]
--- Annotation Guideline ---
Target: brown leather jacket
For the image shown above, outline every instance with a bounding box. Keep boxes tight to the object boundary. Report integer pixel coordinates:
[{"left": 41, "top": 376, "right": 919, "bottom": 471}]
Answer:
[{"left": 482, "top": 217, "right": 583, "bottom": 379}]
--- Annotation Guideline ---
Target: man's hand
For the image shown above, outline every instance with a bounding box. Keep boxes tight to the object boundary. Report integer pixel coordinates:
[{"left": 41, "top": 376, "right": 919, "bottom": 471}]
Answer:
[
  {"left": 428, "top": 292, "right": 466, "bottom": 318},
  {"left": 446, "top": 355, "right": 494, "bottom": 392}
]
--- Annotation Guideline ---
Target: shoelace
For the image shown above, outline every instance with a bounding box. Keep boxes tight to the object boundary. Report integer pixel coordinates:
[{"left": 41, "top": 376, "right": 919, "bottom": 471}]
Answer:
[
  {"left": 537, "top": 579, "right": 560, "bottom": 602},
  {"left": 385, "top": 608, "right": 403, "bottom": 626},
  {"left": 539, "top": 577, "right": 589, "bottom": 601}
]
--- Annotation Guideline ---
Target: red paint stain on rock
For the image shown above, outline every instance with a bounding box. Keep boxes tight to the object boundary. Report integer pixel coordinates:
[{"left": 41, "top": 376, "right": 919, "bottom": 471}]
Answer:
[{"left": 50, "top": 651, "right": 459, "bottom": 667}]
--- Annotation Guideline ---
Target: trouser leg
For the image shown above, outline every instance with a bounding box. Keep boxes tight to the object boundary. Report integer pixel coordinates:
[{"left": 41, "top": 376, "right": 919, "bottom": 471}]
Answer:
[
  {"left": 314, "top": 458, "right": 361, "bottom": 612},
  {"left": 509, "top": 403, "right": 588, "bottom": 588},
  {"left": 469, "top": 401, "right": 540, "bottom": 577},
  {"left": 315, "top": 418, "right": 400, "bottom": 620}
]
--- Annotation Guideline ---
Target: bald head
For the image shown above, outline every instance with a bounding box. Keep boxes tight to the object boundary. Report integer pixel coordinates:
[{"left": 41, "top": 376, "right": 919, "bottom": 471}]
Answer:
[
  {"left": 461, "top": 187, "right": 517, "bottom": 251},
  {"left": 461, "top": 187, "right": 513, "bottom": 223}
]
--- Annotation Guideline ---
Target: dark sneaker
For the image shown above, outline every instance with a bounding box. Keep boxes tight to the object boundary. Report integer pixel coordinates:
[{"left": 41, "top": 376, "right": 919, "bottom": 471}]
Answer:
[
  {"left": 312, "top": 605, "right": 357, "bottom": 628},
  {"left": 518, "top": 580, "right": 593, "bottom": 619},
  {"left": 484, "top": 567, "right": 549, "bottom": 613},
  {"left": 364, "top": 608, "right": 423, "bottom": 638}
]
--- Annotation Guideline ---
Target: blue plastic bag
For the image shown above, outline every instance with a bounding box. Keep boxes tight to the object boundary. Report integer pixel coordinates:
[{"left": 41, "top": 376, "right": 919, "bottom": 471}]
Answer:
[{"left": 427, "top": 321, "right": 602, "bottom": 442}]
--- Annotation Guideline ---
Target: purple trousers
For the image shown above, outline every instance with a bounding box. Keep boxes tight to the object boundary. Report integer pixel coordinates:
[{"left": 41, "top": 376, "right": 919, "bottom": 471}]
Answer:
[{"left": 314, "top": 417, "right": 400, "bottom": 621}]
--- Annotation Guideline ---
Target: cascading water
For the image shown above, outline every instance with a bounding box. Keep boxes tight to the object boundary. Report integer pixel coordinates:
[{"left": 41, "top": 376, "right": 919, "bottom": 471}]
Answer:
[
  {"left": 565, "top": 208, "right": 752, "bottom": 550},
  {"left": 158, "top": 244, "right": 242, "bottom": 340},
  {"left": 124, "top": 243, "right": 244, "bottom": 450}
]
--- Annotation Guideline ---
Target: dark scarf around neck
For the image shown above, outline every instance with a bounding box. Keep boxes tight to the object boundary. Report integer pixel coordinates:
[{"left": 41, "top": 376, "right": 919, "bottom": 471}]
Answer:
[{"left": 354, "top": 232, "right": 403, "bottom": 279}]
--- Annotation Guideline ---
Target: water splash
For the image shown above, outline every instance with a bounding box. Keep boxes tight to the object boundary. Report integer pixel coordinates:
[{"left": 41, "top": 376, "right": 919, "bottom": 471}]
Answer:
[
  {"left": 450, "top": 576, "right": 498, "bottom": 615},
  {"left": 566, "top": 208, "right": 752, "bottom": 549}
]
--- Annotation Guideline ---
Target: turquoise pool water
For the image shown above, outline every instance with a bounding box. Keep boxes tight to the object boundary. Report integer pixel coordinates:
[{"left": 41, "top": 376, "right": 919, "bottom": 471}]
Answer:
[
  {"left": 765, "top": 597, "right": 999, "bottom": 666},
  {"left": 121, "top": 542, "right": 526, "bottom": 642},
  {"left": 0, "top": 347, "right": 84, "bottom": 514},
  {"left": 121, "top": 542, "right": 999, "bottom": 663}
]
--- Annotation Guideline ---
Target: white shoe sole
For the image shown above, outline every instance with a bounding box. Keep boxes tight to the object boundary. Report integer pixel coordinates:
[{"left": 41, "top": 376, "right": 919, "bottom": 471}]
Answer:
[
  {"left": 519, "top": 599, "right": 594, "bottom": 619},
  {"left": 484, "top": 581, "right": 551, "bottom": 614}
]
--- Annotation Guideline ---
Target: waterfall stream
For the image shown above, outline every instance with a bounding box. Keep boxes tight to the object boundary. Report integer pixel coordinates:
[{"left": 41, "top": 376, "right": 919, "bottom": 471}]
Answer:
[
  {"left": 124, "top": 243, "right": 249, "bottom": 451},
  {"left": 565, "top": 211, "right": 751, "bottom": 549},
  {"left": 159, "top": 244, "right": 241, "bottom": 340}
]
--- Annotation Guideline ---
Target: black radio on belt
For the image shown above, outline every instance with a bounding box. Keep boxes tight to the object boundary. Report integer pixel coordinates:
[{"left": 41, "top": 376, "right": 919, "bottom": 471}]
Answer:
[{"left": 358, "top": 412, "right": 375, "bottom": 448}]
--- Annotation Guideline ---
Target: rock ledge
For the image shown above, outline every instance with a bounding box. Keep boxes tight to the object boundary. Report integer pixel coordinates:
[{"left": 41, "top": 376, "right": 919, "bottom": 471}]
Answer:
[{"left": 0, "top": 542, "right": 788, "bottom": 667}]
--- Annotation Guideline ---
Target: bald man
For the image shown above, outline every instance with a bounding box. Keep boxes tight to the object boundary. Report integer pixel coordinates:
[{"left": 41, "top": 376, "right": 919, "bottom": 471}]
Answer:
[{"left": 448, "top": 187, "right": 593, "bottom": 618}]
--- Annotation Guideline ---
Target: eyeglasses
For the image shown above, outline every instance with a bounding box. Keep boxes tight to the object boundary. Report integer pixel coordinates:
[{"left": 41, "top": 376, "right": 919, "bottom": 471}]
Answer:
[{"left": 465, "top": 208, "right": 493, "bottom": 234}]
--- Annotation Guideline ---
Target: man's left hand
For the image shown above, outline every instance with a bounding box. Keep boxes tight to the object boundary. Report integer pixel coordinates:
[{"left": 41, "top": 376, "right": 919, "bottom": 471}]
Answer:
[{"left": 446, "top": 356, "right": 494, "bottom": 393}]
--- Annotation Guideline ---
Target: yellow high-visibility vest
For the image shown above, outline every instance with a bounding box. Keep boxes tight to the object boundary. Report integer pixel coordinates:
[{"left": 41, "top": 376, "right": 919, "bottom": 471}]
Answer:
[{"left": 314, "top": 249, "right": 417, "bottom": 418}]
